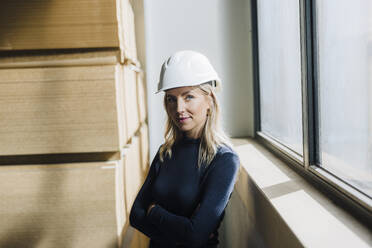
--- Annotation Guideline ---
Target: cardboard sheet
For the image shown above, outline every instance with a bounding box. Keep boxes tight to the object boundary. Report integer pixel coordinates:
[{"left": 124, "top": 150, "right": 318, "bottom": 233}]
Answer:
[
  {"left": 0, "top": 64, "right": 122, "bottom": 156},
  {"left": 139, "top": 123, "right": 150, "bottom": 173},
  {"left": 124, "top": 136, "right": 143, "bottom": 216},
  {"left": 129, "top": 230, "right": 150, "bottom": 248},
  {"left": 0, "top": 50, "right": 120, "bottom": 68},
  {"left": 136, "top": 71, "right": 148, "bottom": 123},
  {"left": 0, "top": 161, "right": 121, "bottom": 248},
  {"left": 123, "top": 65, "right": 140, "bottom": 139},
  {"left": 0, "top": 0, "right": 137, "bottom": 62}
]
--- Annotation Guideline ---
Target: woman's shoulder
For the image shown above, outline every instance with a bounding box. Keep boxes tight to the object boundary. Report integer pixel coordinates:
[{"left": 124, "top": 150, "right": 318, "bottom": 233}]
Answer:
[
  {"left": 212, "top": 144, "right": 240, "bottom": 169},
  {"left": 216, "top": 144, "right": 239, "bottom": 159},
  {"left": 200, "top": 145, "right": 240, "bottom": 182}
]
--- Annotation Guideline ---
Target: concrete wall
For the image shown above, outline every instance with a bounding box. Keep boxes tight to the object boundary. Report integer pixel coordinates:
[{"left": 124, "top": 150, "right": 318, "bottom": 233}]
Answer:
[{"left": 139, "top": 0, "right": 255, "bottom": 159}]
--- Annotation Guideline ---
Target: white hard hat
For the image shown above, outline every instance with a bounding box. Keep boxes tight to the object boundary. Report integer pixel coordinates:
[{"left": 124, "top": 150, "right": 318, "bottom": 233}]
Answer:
[{"left": 156, "top": 50, "right": 221, "bottom": 93}]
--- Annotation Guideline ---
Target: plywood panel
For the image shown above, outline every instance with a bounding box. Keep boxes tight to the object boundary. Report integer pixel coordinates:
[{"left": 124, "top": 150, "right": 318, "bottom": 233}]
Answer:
[
  {"left": 0, "top": 162, "right": 120, "bottom": 248},
  {"left": 139, "top": 123, "right": 149, "bottom": 173},
  {"left": 124, "top": 136, "right": 142, "bottom": 216},
  {"left": 116, "top": 157, "right": 127, "bottom": 247},
  {"left": 121, "top": 0, "right": 138, "bottom": 63},
  {"left": 0, "top": 50, "right": 120, "bottom": 68},
  {"left": 136, "top": 71, "right": 147, "bottom": 123},
  {"left": 0, "top": 0, "right": 137, "bottom": 62},
  {"left": 0, "top": 0, "right": 117, "bottom": 49},
  {"left": 116, "top": 65, "right": 129, "bottom": 147},
  {"left": 130, "top": 230, "right": 150, "bottom": 248},
  {"left": 123, "top": 65, "right": 140, "bottom": 139},
  {"left": 0, "top": 65, "right": 121, "bottom": 156}
]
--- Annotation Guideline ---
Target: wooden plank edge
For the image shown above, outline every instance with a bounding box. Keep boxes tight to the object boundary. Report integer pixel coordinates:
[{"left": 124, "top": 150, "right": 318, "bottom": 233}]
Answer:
[
  {"left": 0, "top": 151, "right": 120, "bottom": 166},
  {"left": 0, "top": 48, "right": 121, "bottom": 68}
]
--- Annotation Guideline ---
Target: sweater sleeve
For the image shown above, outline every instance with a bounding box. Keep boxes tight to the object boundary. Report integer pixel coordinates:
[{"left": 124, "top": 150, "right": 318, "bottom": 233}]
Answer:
[
  {"left": 147, "top": 152, "right": 240, "bottom": 247},
  {"left": 129, "top": 152, "right": 175, "bottom": 244}
]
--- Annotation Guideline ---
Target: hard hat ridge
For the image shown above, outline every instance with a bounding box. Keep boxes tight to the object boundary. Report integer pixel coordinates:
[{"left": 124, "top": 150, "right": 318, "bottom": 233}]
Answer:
[{"left": 156, "top": 50, "right": 221, "bottom": 93}]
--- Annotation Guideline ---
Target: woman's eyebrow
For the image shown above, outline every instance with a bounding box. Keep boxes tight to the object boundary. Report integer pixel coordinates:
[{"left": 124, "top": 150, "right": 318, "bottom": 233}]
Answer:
[
  {"left": 166, "top": 90, "right": 192, "bottom": 97},
  {"left": 181, "top": 90, "right": 192, "bottom": 96}
]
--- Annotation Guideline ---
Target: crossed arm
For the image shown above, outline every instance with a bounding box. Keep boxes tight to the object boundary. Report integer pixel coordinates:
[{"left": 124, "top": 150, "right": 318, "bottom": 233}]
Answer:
[
  {"left": 129, "top": 153, "right": 174, "bottom": 244},
  {"left": 129, "top": 152, "right": 240, "bottom": 247}
]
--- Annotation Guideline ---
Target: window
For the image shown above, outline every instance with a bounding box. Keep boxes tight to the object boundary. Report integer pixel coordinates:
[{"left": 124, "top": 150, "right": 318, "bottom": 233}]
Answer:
[
  {"left": 253, "top": 0, "right": 372, "bottom": 214},
  {"left": 316, "top": 0, "right": 372, "bottom": 201},
  {"left": 257, "top": 0, "right": 303, "bottom": 156}
]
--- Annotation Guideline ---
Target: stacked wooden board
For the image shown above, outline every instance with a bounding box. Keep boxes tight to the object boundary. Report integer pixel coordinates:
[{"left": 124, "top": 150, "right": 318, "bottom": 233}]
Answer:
[
  {"left": 0, "top": 1, "right": 149, "bottom": 247},
  {"left": 0, "top": 0, "right": 138, "bottom": 64},
  {"left": 0, "top": 162, "right": 120, "bottom": 247}
]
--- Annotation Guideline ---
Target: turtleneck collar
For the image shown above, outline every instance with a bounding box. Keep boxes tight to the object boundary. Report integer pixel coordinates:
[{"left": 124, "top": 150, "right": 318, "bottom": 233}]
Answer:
[{"left": 180, "top": 135, "right": 201, "bottom": 144}]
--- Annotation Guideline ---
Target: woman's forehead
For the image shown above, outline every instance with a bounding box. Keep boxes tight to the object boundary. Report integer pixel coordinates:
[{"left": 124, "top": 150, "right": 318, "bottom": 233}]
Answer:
[{"left": 165, "top": 86, "right": 199, "bottom": 96}]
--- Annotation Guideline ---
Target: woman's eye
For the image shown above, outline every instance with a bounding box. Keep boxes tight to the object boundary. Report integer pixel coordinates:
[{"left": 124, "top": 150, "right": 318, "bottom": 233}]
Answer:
[
  {"left": 167, "top": 97, "right": 176, "bottom": 103},
  {"left": 185, "top": 95, "right": 194, "bottom": 100}
]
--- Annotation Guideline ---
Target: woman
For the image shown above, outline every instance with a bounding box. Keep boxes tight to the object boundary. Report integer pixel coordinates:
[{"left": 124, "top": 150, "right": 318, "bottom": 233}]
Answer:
[{"left": 129, "top": 50, "right": 240, "bottom": 248}]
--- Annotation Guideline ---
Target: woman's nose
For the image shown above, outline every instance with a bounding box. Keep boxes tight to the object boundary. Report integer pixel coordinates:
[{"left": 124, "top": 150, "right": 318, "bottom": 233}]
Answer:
[{"left": 176, "top": 99, "right": 186, "bottom": 113}]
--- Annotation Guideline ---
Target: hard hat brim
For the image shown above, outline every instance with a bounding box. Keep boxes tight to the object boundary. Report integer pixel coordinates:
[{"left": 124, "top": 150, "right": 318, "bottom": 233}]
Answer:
[{"left": 155, "top": 78, "right": 221, "bottom": 94}]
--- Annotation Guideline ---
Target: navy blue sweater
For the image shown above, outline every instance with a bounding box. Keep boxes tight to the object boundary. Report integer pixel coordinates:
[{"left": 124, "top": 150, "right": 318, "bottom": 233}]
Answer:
[{"left": 129, "top": 137, "right": 240, "bottom": 248}]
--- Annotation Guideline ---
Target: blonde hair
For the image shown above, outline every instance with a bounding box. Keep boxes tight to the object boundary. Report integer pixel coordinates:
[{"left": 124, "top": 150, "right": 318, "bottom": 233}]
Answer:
[{"left": 159, "top": 82, "right": 232, "bottom": 168}]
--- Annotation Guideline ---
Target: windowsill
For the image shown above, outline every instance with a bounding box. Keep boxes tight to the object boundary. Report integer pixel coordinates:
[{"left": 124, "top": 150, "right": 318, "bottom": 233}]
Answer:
[{"left": 231, "top": 137, "right": 371, "bottom": 247}]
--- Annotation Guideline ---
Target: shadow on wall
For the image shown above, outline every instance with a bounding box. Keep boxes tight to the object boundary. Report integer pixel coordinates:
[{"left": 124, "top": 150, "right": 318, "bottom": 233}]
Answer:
[
  {"left": 218, "top": 0, "right": 253, "bottom": 137},
  {"left": 219, "top": 190, "right": 266, "bottom": 248}
]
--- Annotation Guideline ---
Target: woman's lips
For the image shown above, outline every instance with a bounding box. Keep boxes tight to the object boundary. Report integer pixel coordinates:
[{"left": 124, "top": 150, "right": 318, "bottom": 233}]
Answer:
[{"left": 177, "top": 117, "right": 190, "bottom": 123}]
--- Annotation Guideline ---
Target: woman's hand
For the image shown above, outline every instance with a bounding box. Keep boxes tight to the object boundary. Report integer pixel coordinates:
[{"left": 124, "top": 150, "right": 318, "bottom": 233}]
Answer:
[{"left": 147, "top": 203, "right": 156, "bottom": 215}]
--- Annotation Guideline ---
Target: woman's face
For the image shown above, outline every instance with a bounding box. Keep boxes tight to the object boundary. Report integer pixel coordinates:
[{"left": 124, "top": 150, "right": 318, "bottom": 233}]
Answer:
[{"left": 165, "top": 86, "right": 210, "bottom": 139}]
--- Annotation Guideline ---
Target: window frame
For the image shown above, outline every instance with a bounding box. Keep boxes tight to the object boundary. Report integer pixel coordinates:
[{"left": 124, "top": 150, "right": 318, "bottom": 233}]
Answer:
[{"left": 251, "top": 0, "right": 372, "bottom": 225}]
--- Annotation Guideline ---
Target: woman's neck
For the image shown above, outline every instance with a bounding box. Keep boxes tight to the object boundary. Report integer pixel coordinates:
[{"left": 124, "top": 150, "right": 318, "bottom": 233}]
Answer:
[
  {"left": 184, "top": 129, "right": 202, "bottom": 139},
  {"left": 184, "top": 122, "right": 206, "bottom": 139}
]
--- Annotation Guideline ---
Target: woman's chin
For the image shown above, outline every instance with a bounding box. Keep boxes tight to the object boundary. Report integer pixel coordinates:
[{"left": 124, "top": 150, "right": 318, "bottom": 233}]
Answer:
[
  {"left": 175, "top": 122, "right": 193, "bottom": 132},
  {"left": 178, "top": 126, "right": 191, "bottom": 132}
]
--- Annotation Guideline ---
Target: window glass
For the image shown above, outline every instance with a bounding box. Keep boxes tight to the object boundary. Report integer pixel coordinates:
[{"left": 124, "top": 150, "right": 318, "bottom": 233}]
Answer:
[
  {"left": 316, "top": 0, "right": 372, "bottom": 196},
  {"left": 257, "top": 0, "right": 303, "bottom": 155}
]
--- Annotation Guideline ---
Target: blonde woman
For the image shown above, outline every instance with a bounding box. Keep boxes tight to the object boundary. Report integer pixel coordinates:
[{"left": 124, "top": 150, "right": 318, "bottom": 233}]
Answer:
[{"left": 130, "top": 50, "right": 240, "bottom": 248}]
